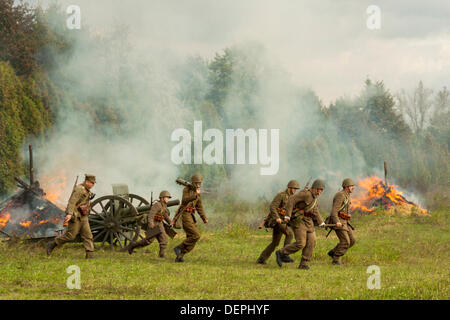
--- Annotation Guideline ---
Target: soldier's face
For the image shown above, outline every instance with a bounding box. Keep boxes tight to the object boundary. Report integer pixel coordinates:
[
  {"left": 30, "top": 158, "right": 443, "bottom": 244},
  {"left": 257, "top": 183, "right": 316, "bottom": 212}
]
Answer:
[
  {"left": 348, "top": 186, "right": 355, "bottom": 193},
  {"left": 85, "top": 180, "right": 94, "bottom": 189},
  {"left": 313, "top": 188, "right": 323, "bottom": 196},
  {"left": 288, "top": 188, "right": 297, "bottom": 195},
  {"left": 194, "top": 182, "right": 201, "bottom": 188},
  {"left": 162, "top": 197, "right": 170, "bottom": 203}
]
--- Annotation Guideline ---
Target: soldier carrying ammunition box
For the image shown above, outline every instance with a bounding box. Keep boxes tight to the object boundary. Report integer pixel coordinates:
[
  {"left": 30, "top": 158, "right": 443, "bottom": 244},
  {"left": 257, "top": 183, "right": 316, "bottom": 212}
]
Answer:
[{"left": 172, "top": 173, "right": 208, "bottom": 262}]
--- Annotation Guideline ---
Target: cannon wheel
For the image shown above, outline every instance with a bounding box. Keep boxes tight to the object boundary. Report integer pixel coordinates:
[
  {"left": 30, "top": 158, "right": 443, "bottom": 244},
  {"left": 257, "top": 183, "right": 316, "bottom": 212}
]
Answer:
[{"left": 89, "top": 195, "right": 140, "bottom": 250}]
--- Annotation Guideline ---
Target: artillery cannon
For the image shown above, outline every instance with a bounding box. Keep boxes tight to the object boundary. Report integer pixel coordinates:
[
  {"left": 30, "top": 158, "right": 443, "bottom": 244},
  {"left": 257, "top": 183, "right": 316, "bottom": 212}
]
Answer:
[{"left": 88, "top": 184, "right": 179, "bottom": 250}]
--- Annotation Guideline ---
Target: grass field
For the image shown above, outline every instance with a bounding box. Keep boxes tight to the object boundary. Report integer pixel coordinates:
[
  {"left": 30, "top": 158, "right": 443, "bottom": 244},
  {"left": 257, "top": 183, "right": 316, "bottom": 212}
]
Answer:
[{"left": 0, "top": 210, "right": 448, "bottom": 300}]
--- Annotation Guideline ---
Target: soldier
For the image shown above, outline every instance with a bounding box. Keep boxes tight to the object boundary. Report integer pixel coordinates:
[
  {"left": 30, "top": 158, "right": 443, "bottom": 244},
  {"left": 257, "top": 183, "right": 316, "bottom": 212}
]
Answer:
[
  {"left": 327, "top": 178, "right": 356, "bottom": 265},
  {"left": 172, "top": 173, "right": 208, "bottom": 262},
  {"left": 127, "top": 190, "right": 173, "bottom": 258},
  {"left": 256, "top": 180, "right": 300, "bottom": 265},
  {"left": 47, "top": 174, "right": 96, "bottom": 259},
  {"left": 275, "top": 179, "right": 326, "bottom": 269}
]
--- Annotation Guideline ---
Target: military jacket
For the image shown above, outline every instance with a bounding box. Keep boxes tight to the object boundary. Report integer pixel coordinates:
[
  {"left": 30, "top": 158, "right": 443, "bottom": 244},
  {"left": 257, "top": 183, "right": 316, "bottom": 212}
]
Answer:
[
  {"left": 180, "top": 186, "right": 207, "bottom": 222},
  {"left": 267, "top": 189, "right": 290, "bottom": 227},
  {"left": 148, "top": 200, "right": 171, "bottom": 229},
  {"left": 285, "top": 189, "right": 324, "bottom": 228},
  {"left": 329, "top": 190, "right": 351, "bottom": 230},
  {"left": 66, "top": 183, "right": 91, "bottom": 218}
]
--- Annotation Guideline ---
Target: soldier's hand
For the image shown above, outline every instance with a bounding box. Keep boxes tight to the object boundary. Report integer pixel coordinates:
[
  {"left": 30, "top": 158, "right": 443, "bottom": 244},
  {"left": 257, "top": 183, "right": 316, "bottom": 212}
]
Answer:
[
  {"left": 336, "top": 222, "right": 342, "bottom": 228},
  {"left": 64, "top": 214, "right": 72, "bottom": 224},
  {"left": 196, "top": 188, "right": 201, "bottom": 194},
  {"left": 276, "top": 218, "right": 282, "bottom": 224},
  {"left": 203, "top": 218, "right": 208, "bottom": 224},
  {"left": 170, "top": 221, "right": 174, "bottom": 227},
  {"left": 319, "top": 222, "right": 326, "bottom": 228}
]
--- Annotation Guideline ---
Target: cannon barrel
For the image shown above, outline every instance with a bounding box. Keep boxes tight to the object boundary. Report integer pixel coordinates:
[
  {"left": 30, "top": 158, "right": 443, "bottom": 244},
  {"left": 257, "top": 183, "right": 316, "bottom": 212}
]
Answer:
[{"left": 135, "top": 199, "right": 180, "bottom": 213}]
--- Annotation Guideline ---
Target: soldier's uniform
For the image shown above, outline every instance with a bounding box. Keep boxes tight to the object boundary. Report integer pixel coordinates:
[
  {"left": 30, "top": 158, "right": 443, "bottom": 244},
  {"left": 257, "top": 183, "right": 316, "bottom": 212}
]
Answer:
[
  {"left": 257, "top": 189, "right": 294, "bottom": 262},
  {"left": 50, "top": 174, "right": 96, "bottom": 257},
  {"left": 328, "top": 190, "right": 356, "bottom": 264},
  {"left": 177, "top": 186, "right": 207, "bottom": 256},
  {"left": 277, "top": 188, "right": 324, "bottom": 268},
  {"left": 128, "top": 199, "right": 172, "bottom": 257}
]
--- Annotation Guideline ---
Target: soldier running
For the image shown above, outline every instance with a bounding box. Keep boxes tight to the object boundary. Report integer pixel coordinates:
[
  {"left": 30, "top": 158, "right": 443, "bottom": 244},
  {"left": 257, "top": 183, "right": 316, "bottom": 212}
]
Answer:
[
  {"left": 276, "top": 179, "right": 326, "bottom": 269},
  {"left": 256, "top": 180, "right": 300, "bottom": 265},
  {"left": 47, "top": 174, "right": 96, "bottom": 259},
  {"left": 327, "top": 178, "right": 356, "bottom": 265},
  {"left": 172, "top": 173, "right": 208, "bottom": 262},
  {"left": 126, "top": 190, "right": 173, "bottom": 258}
]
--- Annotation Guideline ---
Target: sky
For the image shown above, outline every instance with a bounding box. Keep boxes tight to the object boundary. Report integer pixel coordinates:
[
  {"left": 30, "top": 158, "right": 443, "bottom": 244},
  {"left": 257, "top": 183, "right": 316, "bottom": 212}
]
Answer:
[{"left": 26, "top": 0, "right": 450, "bottom": 104}]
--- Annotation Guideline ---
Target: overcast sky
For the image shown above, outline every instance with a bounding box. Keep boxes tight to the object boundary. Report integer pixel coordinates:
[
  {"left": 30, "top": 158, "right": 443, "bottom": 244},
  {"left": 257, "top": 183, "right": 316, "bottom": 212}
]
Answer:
[{"left": 31, "top": 0, "right": 450, "bottom": 104}]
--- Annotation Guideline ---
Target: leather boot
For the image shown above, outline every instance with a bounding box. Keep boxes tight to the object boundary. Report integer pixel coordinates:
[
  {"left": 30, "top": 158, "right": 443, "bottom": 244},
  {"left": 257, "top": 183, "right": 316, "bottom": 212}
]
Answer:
[
  {"left": 85, "top": 251, "right": 95, "bottom": 259},
  {"left": 47, "top": 240, "right": 57, "bottom": 256},
  {"left": 127, "top": 239, "right": 148, "bottom": 255}
]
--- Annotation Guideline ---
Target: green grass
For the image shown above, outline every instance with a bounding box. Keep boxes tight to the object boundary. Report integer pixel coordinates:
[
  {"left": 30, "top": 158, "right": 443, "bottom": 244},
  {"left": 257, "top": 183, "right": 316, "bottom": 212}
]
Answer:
[{"left": 0, "top": 210, "right": 448, "bottom": 299}]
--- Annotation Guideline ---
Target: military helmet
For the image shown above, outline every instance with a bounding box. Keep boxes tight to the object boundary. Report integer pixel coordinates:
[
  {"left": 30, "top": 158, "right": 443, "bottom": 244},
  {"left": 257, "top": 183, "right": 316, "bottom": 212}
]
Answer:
[
  {"left": 311, "top": 179, "right": 326, "bottom": 190},
  {"left": 159, "top": 190, "right": 171, "bottom": 198},
  {"left": 191, "top": 173, "right": 203, "bottom": 183},
  {"left": 342, "top": 178, "right": 355, "bottom": 188},
  {"left": 287, "top": 180, "right": 300, "bottom": 189},
  {"left": 85, "top": 174, "right": 96, "bottom": 184}
]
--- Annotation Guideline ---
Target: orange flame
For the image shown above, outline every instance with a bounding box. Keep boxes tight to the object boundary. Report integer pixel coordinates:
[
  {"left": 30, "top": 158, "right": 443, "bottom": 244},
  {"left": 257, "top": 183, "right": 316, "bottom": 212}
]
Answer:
[
  {"left": 39, "top": 170, "right": 68, "bottom": 209},
  {"left": 20, "top": 220, "right": 32, "bottom": 228},
  {"left": 351, "top": 175, "right": 429, "bottom": 216},
  {"left": 0, "top": 212, "right": 11, "bottom": 228}
]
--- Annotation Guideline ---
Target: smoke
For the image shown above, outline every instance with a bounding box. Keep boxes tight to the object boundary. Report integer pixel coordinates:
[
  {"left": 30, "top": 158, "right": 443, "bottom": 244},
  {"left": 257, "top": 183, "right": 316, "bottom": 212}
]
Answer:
[{"left": 17, "top": 0, "right": 444, "bottom": 211}]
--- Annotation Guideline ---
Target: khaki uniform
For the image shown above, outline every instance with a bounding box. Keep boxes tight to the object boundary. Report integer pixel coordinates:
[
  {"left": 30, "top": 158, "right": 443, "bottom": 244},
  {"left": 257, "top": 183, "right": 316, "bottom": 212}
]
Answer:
[
  {"left": 177, "top": 186, "right": 207, "bottom": 256},
  {"left": 329, "top": 190, "right": 356, "bottom": 262},
  {"left": 280, "top": 189, "right": 324, "bottom": 266},
  {"left": 135, "top": 201, "right": 172, "bottom": 257},
  {"left": 258, "top": 189, "right": 294, "bottom": 261},
  {"left": 55, "top": 183, "right": 94, "bottom": 252}
]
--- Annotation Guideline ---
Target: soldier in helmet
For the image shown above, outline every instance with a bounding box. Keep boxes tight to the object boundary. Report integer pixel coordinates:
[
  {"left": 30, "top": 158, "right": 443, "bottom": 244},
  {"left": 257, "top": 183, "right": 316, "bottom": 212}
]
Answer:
[
  {"left": 256, "top": 180, "right": 300, "bottom": 265},
  {"left": 127, "top": 190, "right": 173, "bottom": 258},
  {"left": 275, "top": 179, "right": 327, "bottom": 269},
  {"left": 327, "top": 178, "right": 356, "bottom": 265},
  {"left": 172, "top": 173, "right": 208, "bottom": 262},
  {"left": 47, "top": 174, "right": 96, "bottom": 259}
]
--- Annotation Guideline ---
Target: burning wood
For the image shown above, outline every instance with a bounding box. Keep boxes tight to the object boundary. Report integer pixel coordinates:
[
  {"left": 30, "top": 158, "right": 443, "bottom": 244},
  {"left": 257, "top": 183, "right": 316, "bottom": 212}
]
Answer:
[
  {"left": 0, "top": 145, "right": 66, "bottom": 239},
  {"left": 351, "top": 175, "right": 429, "bottom": 216}
]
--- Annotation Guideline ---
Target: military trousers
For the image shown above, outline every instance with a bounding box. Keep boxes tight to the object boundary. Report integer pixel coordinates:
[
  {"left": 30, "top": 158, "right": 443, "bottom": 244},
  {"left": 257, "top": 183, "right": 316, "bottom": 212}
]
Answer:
[
  {"left": 55, "top": 216, "right": 94, "bottom": 252},
  {"left": 179, "top": 212, "right": 201, "bottom": 255},
  {"left": 259, "top": 224, "right": 293, "bottom": 261},
  {"left": 141, "top": 223, "right": 169, "bottom": 257},
  {"left": 332, "top": 223, "right": 356, "bottom": 262},
  {"left": 280, "top": 221, "right": 316, "bottom": 265}
]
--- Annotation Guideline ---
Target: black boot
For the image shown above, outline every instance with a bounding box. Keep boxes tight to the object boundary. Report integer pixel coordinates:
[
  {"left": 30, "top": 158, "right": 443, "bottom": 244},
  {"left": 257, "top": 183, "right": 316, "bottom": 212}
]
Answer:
[
  {"left": 256, "top": 257, "right": 267, "bottom": 265},
  {"left": 275, "top": 250, "right": 284, "bottom": 267},
  {"left": 127, "top": 239, "right": 147, "bottom": 255},
  {"left": 281, "top": 255, "right": 294, "bottom": 263},
  {"left": 328, "top": 249, "right": 335, "bottom": 258},
  {"left": 85, "top": 251, "right": 95, "bottom": 259},
  {"left": 46, "top": 240, "right": 57, "bottom": 256},
  {"left": 174, "top": 246, "right": 184, "bottom": 262},
  {"left": 298, "top": 264, "right": 310, "bottom": 270}
]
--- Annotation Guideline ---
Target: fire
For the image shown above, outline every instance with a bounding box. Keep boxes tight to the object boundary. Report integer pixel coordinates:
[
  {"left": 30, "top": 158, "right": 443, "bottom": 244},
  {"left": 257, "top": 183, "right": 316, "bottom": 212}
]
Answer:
[
  {"left": 39, "top": 170, "right": 68, "bottom": 209},
  {"left": 20, "top": 220, "right": 32, "bottom": 228},
  {"left": 0, "top": 212, "right": 11, "bottom": 228},
  {"left": 351, "top": 175, "right": 429, "bottom": 216}
]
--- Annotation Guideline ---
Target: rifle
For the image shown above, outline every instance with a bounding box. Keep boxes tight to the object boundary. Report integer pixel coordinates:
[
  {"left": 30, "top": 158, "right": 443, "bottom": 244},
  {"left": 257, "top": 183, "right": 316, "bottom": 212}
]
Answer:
[
  {"left": 325, "top": 222, "right": 355, "bottom": 238},
  {"left": 176, "top": 178, "right": 196, "bottom": 190},
  {"left": 305, "top": 177, "right": 312, "bottom": 189}
]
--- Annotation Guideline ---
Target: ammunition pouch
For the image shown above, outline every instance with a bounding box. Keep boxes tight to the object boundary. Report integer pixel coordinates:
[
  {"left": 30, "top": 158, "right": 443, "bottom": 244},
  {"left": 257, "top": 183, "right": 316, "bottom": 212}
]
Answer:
[
  {"left": 338, "top": 212, "right": 351, "bottom": 220},
  {"left": 77, "top": 204, "right": 90, "bottom": 216},
  {"left": 186, "top": 207, "right": 196, "bottom": 213},
  {"left": 154, "top": 214, "right": 164, "bottom": 222},
  {"left": 277, "top": 208, "right": 286, "bottom": 216}
]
